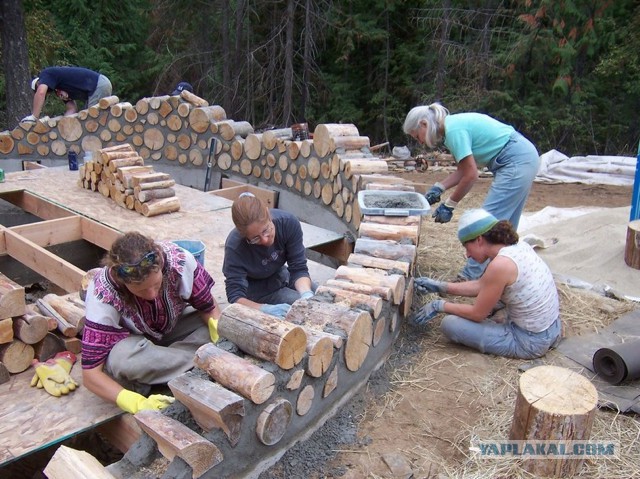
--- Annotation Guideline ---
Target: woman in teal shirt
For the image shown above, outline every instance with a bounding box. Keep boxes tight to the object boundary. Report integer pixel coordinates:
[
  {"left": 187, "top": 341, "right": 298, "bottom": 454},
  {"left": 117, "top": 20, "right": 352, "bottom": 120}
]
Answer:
[{"left": 403, "top": 102, "right": 540, "bottom": 280}]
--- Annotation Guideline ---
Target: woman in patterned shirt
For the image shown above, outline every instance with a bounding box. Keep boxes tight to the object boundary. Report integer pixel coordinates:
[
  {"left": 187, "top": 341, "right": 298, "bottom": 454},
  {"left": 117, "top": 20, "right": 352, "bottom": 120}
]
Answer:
[
  {"left": 81, "top": 232, "right": 221, "bottom": 414},
  {"left": 412, "top": 209, "right": 561, "bottom": 359}
]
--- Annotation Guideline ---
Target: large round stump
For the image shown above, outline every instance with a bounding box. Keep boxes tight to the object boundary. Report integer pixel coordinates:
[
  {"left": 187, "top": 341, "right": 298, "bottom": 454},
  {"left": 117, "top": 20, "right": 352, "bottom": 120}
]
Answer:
[{"left": 509, "top": 365, "right": 598, "bottom": 477}]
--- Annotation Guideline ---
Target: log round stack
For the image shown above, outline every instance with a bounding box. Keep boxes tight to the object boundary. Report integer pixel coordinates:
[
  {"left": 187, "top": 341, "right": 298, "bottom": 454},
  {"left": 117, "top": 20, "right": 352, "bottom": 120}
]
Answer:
[{"left": 78, "top": 143, "right": 181, "bottom": 216}]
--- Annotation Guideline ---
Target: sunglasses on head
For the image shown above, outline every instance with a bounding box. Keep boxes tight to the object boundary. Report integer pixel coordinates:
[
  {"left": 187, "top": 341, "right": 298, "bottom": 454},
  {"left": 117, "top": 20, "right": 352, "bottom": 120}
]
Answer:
[{"left": 116, "top": 250, "right": 158, "bottom": 278}]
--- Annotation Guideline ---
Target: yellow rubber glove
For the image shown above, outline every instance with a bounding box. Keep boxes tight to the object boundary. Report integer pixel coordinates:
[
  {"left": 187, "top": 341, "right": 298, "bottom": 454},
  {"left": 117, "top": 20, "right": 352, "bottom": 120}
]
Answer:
[
  {"left": 208, "top": 317, "right": 219, "bottom": 343},
  {"left": 30, "top": 351, "right": 79, "bottom": 397},
  {"left": 31, "top": 351, "right": 76, "bottom": 389},
  {"left": 116, "top": 389, "right": 175, "bottom": 414}
]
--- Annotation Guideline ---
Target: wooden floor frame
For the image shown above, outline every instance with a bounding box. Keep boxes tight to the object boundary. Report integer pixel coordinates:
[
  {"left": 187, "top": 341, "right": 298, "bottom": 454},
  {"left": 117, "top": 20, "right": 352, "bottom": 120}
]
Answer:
[{"left": 0, "top": 191, "right": 121, "bottom": 293}]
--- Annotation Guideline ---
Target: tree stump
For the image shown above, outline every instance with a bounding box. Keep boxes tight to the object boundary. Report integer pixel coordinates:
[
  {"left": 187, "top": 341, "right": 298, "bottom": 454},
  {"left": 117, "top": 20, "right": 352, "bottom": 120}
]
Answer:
[
  {"left": 624, "top": 219, "right": 640, "bottom": 269},
  {"left": 509, "top": 365, "right": 598, "bottom": 477}
]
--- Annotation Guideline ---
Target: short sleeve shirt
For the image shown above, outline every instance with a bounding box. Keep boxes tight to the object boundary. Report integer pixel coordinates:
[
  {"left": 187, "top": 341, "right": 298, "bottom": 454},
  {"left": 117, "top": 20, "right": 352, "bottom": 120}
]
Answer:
[
  {"left": 38, "top": 67, "right": 100, "bottom": 102},
  {"left": 444, "top": 113, "right": 515, "bottom": 167}
]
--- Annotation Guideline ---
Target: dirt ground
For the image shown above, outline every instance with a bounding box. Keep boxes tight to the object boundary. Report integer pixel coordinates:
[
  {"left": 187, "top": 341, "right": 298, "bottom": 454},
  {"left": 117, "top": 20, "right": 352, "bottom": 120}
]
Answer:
[{"left": 262, "top": 169, "right": 638, "bottom": 479}]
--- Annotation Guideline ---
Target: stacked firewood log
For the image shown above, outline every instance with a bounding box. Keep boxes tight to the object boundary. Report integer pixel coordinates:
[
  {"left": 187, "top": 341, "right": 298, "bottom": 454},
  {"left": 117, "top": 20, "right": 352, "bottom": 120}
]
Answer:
[
  {"left": 78, "top": 143, "right": 180, "bottom": 217},
  {"left": 0, "top": 272, "right": 86, "bottom": 382}
]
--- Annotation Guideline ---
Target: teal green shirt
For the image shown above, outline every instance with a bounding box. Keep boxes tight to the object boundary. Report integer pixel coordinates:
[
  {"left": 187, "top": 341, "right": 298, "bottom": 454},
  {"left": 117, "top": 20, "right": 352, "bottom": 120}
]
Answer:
[{"left": 444, "top": 113, "right": 515, "bottom": 167}]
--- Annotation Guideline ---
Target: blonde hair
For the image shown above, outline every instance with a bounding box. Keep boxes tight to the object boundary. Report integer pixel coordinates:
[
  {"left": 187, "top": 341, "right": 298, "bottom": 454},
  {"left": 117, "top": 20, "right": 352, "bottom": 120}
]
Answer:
[
  {"left": 231, "top": 193, "right": 270, "bottom": 236},
  {"left": 402, "top": 102, "right": 449, "bottom": 148}
]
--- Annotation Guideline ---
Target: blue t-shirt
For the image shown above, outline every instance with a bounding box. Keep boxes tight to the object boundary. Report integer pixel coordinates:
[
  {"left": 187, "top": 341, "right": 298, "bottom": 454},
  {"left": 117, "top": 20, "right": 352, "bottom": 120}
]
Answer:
[
  {"left": 38, "top": 67, "right": 100, "bottom": 103},
  {"left": 444, "top": 113, "right": 515, "bottom": 167},
  {"left": 223, "top": 209, "right": 310, "bottom": 303}
]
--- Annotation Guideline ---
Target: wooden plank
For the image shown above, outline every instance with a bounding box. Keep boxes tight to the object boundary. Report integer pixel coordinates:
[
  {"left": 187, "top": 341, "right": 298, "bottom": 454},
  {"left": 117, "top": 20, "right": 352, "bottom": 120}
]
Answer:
[
  {"left": 0, "top": 190, "right": 75, "bottom": 221},
  {"left": 309, "top": 237, "right": 352, "bottom": 264},
  {"left": 0, "top": 357, "right": 121, "bottom": 466},
  {"left": 95, "top": 415, "right": 143, "bottom": 454},
  {"left": 22, "top": 161, "right": 47, "bottom": 170},
  {"left": 2, "top": 229, "right": 85, "bottom": 293},
  {"left": 300, "top": 221, "right": 345, "bottom": 249},
  {"left": 80, "top": 217, "right": 121, "bottom": 251},
  {"left": 7, "top": 217, "right": 83, "bottom": 249}
]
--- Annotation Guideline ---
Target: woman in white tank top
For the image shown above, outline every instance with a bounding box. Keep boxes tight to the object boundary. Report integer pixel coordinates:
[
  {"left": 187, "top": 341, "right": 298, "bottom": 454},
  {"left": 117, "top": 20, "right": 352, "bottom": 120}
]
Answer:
[{"left": 413, "top": 209, "right": 561, "bottom": 359}]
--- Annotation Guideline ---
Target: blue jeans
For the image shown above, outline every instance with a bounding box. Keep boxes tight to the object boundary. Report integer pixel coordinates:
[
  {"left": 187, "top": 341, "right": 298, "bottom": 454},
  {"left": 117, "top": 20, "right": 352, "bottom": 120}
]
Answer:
[
  {"left": 440, "top": 314, "right": 561, "bottom": 359},
  {"left": 460, "top": 131, "right": 540, "bottom": 280}
]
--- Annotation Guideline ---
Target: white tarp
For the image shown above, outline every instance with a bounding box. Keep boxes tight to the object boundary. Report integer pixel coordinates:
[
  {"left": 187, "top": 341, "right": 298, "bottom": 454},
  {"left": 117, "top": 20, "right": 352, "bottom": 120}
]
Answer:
[
  {"left": 535, "top": 150, "right": 637, "bottom": 186},
  {"left": 519, "top": 206, "right": 639, "bottom": 301}
]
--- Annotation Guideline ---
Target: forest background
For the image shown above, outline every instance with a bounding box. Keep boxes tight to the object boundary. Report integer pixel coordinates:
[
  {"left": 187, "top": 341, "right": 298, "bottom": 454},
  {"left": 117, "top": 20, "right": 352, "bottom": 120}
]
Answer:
[{"left": 1, "top": 0, "right": 639, "bottom": 157}]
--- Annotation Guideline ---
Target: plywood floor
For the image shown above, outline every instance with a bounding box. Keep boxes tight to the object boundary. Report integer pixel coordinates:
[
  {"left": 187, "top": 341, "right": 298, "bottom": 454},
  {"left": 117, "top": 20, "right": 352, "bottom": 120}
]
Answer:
[{"left": 0, "top": 166, "right": 341, "bottom": 466}]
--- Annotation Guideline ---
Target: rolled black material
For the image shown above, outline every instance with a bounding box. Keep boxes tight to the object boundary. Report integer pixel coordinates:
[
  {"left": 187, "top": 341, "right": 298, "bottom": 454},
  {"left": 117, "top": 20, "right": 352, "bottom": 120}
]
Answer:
[{"left": 593, "top": 340, "right": 640, "bottom": 385}]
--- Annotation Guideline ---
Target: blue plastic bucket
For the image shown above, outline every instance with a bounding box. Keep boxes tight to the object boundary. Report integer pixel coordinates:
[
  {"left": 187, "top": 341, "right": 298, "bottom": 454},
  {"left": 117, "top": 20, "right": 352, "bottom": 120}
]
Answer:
[{"left": 173, "top": 240, "right": 206, "bottom": 265}]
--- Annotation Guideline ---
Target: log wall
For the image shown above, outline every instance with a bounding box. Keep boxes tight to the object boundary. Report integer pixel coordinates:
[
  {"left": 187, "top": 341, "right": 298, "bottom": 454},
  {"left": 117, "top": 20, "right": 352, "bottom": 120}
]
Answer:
[
  {"left": 0, "top": 94, "right": 395, "bottom": 231},
  {"left": 104, "top": 175, "right": 423, "bottom": 478}
]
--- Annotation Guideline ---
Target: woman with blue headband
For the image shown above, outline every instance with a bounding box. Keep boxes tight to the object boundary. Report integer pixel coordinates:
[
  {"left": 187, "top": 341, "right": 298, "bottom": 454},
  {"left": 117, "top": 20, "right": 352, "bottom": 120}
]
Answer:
[{"left": 413, "top": 209, "right": 561, "bottom": 359}]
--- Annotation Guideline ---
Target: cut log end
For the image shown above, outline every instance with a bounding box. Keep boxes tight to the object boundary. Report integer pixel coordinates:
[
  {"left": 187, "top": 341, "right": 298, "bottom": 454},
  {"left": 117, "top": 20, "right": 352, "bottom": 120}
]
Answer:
[
  {"left": 306, "top": 336, "right": 334, "bottom": 378},
  {"left": 256, "top": 398, "right": 293, "bottom": 446},
  {"left": 276, "top": 327, "right": 308, "bottom": 370}
]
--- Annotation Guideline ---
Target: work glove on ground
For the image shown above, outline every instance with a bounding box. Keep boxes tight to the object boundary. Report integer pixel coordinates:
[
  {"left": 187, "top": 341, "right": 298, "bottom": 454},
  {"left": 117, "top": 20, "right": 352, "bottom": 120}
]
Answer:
[
  {"left": 116, "top": 389, "right": 175, "bottom": 414},
  {"left": 260, "top": 303, "right": 291, "bottom": 318},
  {"left": 21, "top": 114, "right": 37, "bottom": 123},
  {"left": 413, "top": 300, "right": 446, "bottom": 326},
  {"left": 414, "top": 277, "right": 447, "bottom": 294},
  {"left": 30, "top": 351, "right": 79, "bottom": 397},
  {"left": 424, "top": 183, "right": 445, "bottom": 205},
  {"left": 300, "top": 290, "right": 314, "bottom": 300},
  {"left": 208, "top": 317, "right": 219, "bottom": 343},
  {"left": 432, "top": 203, "right": 454, "bottom": 223}
]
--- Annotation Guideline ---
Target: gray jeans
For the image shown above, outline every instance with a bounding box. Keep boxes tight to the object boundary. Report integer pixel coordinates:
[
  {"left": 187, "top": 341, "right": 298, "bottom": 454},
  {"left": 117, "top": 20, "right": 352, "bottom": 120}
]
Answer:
[
  {"left": 440, "top": 314, "right": 561, "bottom": 359},
  {"left": 87, "top": 74, "right": 113, "bottom": 107},
  {"left": 104, "top": 311, "right": 209, "bottom": 393}
]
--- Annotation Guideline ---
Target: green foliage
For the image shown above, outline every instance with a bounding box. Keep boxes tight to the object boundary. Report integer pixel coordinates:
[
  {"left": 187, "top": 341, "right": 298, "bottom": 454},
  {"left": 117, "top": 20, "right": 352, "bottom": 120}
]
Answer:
[
  {"left": 22, "top": 0, "right": 162, "bottom": 102},
  {"left": 5, "top": 0, "right": 639, "bottom": 155}
]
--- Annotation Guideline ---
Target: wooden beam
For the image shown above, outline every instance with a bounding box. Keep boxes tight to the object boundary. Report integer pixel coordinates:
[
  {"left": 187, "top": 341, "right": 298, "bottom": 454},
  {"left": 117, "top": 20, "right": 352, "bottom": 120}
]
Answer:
[
  {"left": 0, "top": 191, "right": 75, "bottom": 221},
  {"left": 8, "top": 217, "right": 83, "bottom": 249},
  {"left": 80, "top": 217, "right": 121, "bottom": 251},
  {"left": 2, "top": 229, "right": 85, "bottom": 293},
  {"left": 95, "top": 415, "right": 143, "bottom": 454}
]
